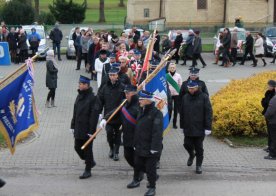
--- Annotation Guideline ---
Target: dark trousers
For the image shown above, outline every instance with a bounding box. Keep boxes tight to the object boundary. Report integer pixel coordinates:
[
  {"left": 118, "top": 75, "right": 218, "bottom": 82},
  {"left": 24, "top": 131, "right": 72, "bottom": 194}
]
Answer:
[
  {"left": 77, "top": 52, "right": 88, "bottom": 69},
  {"left": 192, "top": 53, "right": 206, "bottom": 67},
  {"left": 30, "top": 46, "right": 38, "bottom": 57},
  {"left": 124, "top": 147, "right": 140, "bottom": 180},
  {"left": 53, "top": 42, "right": 61, "bottom": 60},
  {"left": 268, "top": 124, "right": 276, "bottom": 157},
  {"left": 47, "top": 88, "right": 56, "bottom": 101},
  {"left": 222, "top": 48, "right": 232, "bottom": 65},
  {"left": 135, "top": 155, "right": 158, "bottom": 188},
  {"left": 241, "top": 49, "right": 256, "bottom": 64},
  {"left": 106, "top": 124, "right": 122, "bottom": 154},
  {"left": 74, "top": 139, "right": 94, "bottom": 170},
  {"left": 172, "top": 95, "right": 179, "bottom": 126},
  {"left": 231, "top": 48, "right": 237, "bottom": 63},
  {"left": 184, "top": 136, "right": 205, "bottom": 166},
  {"left": 19, "top": 49, "right": 28, "bottom": 63},
  {"left": 266, "top": 120, "right": 272, "bottom": 151}
]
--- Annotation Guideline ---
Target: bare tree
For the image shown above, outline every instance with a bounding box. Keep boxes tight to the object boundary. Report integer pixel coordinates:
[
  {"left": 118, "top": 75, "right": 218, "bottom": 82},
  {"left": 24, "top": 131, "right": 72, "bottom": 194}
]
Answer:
[
  {"left": 118, "top": 0, "right": 125, "bottom": 7},
  {"left": 34, "top": 0, "right": 39, "bottom": 19},
  {"left": 99, "top": 0, "right": 106, "bottom": 22}
]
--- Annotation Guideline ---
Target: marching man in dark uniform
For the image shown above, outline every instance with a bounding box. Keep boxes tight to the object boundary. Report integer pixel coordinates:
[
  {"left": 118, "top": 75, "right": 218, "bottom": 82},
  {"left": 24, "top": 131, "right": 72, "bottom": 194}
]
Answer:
[
  {"left": 179, "top": 67, "right": 209, "bottom": 101},
  {"left": 180, "top": 80, "right": 213, "bottom": 174},
  {"left": 133, "top": 90, "right": 163, "bottom": 196},
  {"left": 71, "top": 75, "right": 98, "bottom": 179},
  {"left": 97, "top": 66, "right": 125, "bottom": 161}
]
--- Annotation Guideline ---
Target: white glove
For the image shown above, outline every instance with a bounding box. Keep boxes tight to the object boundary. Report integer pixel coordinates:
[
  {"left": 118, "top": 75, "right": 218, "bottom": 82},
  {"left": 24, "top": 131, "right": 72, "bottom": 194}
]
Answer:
[
  {"left": 69, "top": 129, "right": 74, "bottom": 134},
  {"left": 150, "top": 150, "right": 158, "bottom": 154},
  {"left": 205, "top": 130, "right": 211, "bottom": 136},
  {"left": 100, "top": 119, "right": 107, "bottom": 129},
  {"left": 98, "top": 114, "right": 103, "bottom": 122}
]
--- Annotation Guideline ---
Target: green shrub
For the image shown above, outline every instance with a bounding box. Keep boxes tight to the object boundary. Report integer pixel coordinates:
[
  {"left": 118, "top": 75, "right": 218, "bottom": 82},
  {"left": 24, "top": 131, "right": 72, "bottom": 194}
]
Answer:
[
  {"left": 211, "top": 71, "right": 276, "bottom": 137},
  {"left": 38, "top": 11, "right": 55, "bottom": 25}
]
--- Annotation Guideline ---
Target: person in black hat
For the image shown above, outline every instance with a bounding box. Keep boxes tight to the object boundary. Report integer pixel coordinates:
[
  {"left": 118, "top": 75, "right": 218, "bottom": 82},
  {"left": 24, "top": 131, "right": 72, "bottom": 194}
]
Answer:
[
  {"left": 192, "top": 30, "right": 207, "bottom": 68},
  {"left": 102, "top": 53, "right": 117, "bottom": 81},
  {"left": 180, "top": 80, "right": 213, "bottom": 174},
  {"left": 96, "top": 66, "right": 125, "bottom": 161},
  {"left": 0, "top": 178, "right": 6, "bottom": 188},
  {"left": 71, "top": 75, "right": 98, "bottom": 179},
  {"left": 133, "top": 90, "right": 163, "bottom": 196},
  {"left": 179, "top": 67, "right": 209, "bottom": 103},
  {"left": 262, "top": 80, "right": 276, "bottom": 153}
]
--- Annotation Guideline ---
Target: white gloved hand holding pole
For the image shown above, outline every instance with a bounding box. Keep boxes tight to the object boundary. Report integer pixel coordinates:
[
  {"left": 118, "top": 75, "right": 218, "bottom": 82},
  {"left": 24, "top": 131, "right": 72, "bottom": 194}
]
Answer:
[
  {"left": 100, "top": 119, "right": 107, "bottom": 129},
  {"left": 205, "top": 130, "right": 211, "bottom": 136}
]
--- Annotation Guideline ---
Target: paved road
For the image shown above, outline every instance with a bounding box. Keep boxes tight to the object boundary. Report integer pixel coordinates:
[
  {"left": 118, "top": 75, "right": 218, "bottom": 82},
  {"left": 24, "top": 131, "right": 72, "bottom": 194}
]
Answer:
[{"left": 0, "top": 54, "right": 276, "bottom": 195}]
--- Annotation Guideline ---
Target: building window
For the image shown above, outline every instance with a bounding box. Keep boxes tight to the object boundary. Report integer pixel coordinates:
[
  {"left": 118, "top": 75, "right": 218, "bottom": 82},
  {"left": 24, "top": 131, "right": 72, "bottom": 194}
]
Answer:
[
  {"left": 197, "top": 0, "right": 207, "bottom": 10},
  {"left": 144, "top": 8, "right": 150, "bottom": 18}
]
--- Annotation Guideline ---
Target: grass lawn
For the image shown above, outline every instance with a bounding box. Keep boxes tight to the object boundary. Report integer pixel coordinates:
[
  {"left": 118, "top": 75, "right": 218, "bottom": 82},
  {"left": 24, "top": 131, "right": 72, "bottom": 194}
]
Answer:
[
  {"left": 227, "top": 136, "right": 267, "bottom": 147},
  {"left": 39, "top": 0, "right": 127, "bottom": 24},
  {"left": 202, "top": 44, "right": 214, "bottom": 53}
]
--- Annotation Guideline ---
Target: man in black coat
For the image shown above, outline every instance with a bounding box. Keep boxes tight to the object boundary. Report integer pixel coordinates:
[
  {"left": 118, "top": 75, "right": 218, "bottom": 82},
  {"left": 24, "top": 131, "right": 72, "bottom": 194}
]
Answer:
[
  {"left": 262, "top": 80, "right": 276, "bottom": 153},
  {"left": 179, "top": 67, "right": 209, "bottom": 103},
  {"left": 180, "top": 80, "right": 213, "bottom": 174},
  {"left": 220, "top": 28, "right": 233, "bottom": 67},
  {"left": 173, "top": 31, "right": 183, "bottom": 64},
  {"left": 240, "top": 31, "right": 257, "bottom": 66},
  {"left": 192, "top": 30, "right": 207, "bottom": 68},
  {"left": 49, "top": 22, "right": 63, "bottom": 61},
  {"left": 71, "top": 75, "right": 98, "bottom": 179},
  {"left": 97, "top": 66, "right": 125, "bottom": 161},
  {"left": 133, "top": 90, "right": 163, "bottom": 196}
]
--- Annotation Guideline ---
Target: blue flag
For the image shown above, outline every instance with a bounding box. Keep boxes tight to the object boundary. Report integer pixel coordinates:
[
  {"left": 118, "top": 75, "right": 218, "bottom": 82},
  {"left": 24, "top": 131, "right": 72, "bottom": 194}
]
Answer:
[
  {"left": 0, "top": 59, "right": 38, "bottom": 154},
  {"left": 145, "top": 66, "right": 170, "bottom": 135}
]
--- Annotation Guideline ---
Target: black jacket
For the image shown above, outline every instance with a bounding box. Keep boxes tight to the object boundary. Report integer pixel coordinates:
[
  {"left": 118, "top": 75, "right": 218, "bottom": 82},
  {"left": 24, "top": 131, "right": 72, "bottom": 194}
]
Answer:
[
  {"left": 71, "top": 87, "right": 98, "bottom": 140},
  {"left": 134, "top": 103, "right": 163, "bottom": 157},
  {"left": 222, "top": 32, "right": 231, "bottom": 49},
  {"left": 46, "top": 60, "right": 58, "bottom": 89},
  {"left": 174, "top": 34, "right": 183, "bottom": 49},
  {"left": 180, "top": 90, "right": 213, "bottom": 136},
  {"left": 7, "top": 32, "right": 18, "bottom": 50},
  {"left": 265, "top": 95, "right": 276, "bottom": 125},
  {"left": 121, "top": 95, "right": 140, "bottom": 147},
  {"left": 245, "top": 34, "right": 254, "bottom": 52},
  {"left": 261, "top": 89, "right": 275, "bottom": 115},
  {"left": 50, "top": 27, "right": 63, "bottom": 43},
  {"left": 179, "top": 78, "right": 209, "bottom": 103},
  {"left": 193, "top": 36, "right": 202, "bottom": 54},
  {"left": 95, "top": 79, "right": 125, "bottom": 125},
  {"left": 100, "top": 72, "right": 131, "bottom": 90}
]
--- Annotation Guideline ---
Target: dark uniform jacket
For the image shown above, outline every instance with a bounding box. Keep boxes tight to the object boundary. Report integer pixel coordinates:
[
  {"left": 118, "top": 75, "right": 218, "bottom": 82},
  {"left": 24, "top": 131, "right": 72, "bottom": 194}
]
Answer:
[
  {"left": 95, "top": 79, "right": 125, "bottom": 125},
  {"left": 134, "top": 103, "right": 163, "bottom": 157},
  {"left": 46, "top": 60, "right": 58, "bottom": 89},
  {"left": 265, "top": 95, "right": 276, "bottom": 125},
  {"left": 179, "top": 78, "right": 209, "bottom": 103},
  {"left": 71, "top": 87, "right": 98, "bottom": 140},
  {"left": 180, "top": 90, "right": 213, "bottom": 137},
  {"left": 121, "top": 95, "right": 140, "bottom": 147},
  {"left": 100, "top": 72, "right": 131, "bottom": 90},
  {"left": 261, "top": 89, "right": 275, "bottom": 115}
]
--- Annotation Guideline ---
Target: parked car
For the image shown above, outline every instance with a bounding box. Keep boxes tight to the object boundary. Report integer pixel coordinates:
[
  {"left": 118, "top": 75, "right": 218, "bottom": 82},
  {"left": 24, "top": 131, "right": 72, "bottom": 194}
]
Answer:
[
  {"left": 213, "top": 27, "right": 246, "bottom": 58},
  {"left": 22, "top": 25, "right": 48, "bottom": 59},
  {"left": 123, "top": 28, "right": 144, "bottom": 37},
  {"left": 262, "top": 27, "right": 276, "bottom": 56},
  {"left": 66, "top": 27, "right": 89, "bottom": 59},
  {"left": 168, "top": 30, "right": 189, "bottom": 46}
]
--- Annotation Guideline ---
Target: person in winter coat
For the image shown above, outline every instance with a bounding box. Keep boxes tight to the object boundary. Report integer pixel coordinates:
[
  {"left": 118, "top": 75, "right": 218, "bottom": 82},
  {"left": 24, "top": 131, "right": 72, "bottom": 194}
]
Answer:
[
  {"left": 49, "top": 22, "right": 63, "bottom": 61},
  {"left": 264, "top": 83, "right": 276, "bottom": 160},
  {"left": 161, "top": 35, "right": 172, "bottom": 55},
  {"left": 240, "top": 31, "right": 257, "bottom": 66},
  {"left": 181, "top": 30, "right": 194, "bottom": 66},
  {"left": 230, "top": 27, "right": 238, "bottom": 66},
  {"left": 254, "top": 33, "right": 267, "bottom": 67},
  {"left": 17, "top": 29, "right": 28, "bottom": 63},
  {"left": 7, "top": 27, "right": 18, "bottom": 63},
  {"left": 262, "top": 80, "right": 276, "bottom": 153},
  {"left": 192, "top": 30, "right": 207, "bottom": 68},
  {"left": 95, "top": 49, "right": 110, "bottom": 88},
  {"left": 220, "top": 28, "right": 232, "bottom": 67},
  {"left": 133, "top": 90, "right": 163, "bottom": 196},
  {"left": 179, "top": 67, "right": 209, "bottom": 103},
  {"left": 97, "top": 66, "right": 126, "bottom": 161},
  {"left": 28, "top": 27, "right": 41, "bottom": 56},
  {"left": 71, "top": 75, "right": 98, "bottom": 179},
  {"left": 76, "top": 31, "right": 91, "bottom": 70},
  {"left": 213, "top": 31, "right": 224, "bottom": 65},
  {"left": 180, "top": 80, "right": 213, "bottom": 174},
  {"left": 166, "top": 62, "right": 182, "bottom": 129},
  {"left": 45, "top": 50, "right": 58, "bottom": 108},
  {"left": 173, "top": 30, "right": 183, "bottom": 64}
]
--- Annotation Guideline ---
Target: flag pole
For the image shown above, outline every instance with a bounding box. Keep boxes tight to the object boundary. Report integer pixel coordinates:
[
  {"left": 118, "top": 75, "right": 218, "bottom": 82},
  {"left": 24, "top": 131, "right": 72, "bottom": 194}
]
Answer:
[{"left": 81, "top": 49, "right": 176, "bottom": 150}]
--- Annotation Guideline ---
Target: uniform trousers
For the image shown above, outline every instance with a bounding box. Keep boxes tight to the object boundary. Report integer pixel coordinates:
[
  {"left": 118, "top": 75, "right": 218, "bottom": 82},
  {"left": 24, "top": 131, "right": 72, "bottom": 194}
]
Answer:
[
  {"left": 124, "top": 147, "right": 140, "bottom": 180},
  {"left": 74, "top": 139, "right": 94, "bottom": 170},
  {"left": 184, "top": 136, "right": 205, "bottom": 166},
  {"left": 106, "top": 124, "right": 122, "bottom": 153},
  {"left": 268, "top": 124, "right": 276, "bottom": 157}
]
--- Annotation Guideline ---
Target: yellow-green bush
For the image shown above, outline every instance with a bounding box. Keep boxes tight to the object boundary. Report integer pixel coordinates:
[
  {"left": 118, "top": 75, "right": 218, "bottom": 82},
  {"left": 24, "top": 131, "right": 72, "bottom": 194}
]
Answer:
[{"left": 211, "top": 71, "right": 276, "bottom": 137}]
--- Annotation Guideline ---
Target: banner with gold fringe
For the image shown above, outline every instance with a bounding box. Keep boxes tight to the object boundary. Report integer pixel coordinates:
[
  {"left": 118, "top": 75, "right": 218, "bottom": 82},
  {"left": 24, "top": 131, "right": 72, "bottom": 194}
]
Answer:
[{"left": 0, "top": 59, "right": 38, "bottom": 154}]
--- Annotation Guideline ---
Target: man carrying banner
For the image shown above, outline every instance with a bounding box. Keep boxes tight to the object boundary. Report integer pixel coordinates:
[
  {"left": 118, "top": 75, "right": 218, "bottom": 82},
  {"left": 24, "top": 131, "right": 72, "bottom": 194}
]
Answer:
[
  {"left": 71, "top": 75, "right": 98, "bottom": 179},
  {"left": 97, "top": 66, "right": 125, "bottom": 161},
  {"left": 133, "top": 90, "right": 163, "bottom": 196},
  {"left": 180, "top": 80, "right": 213, "bottom": 174}
]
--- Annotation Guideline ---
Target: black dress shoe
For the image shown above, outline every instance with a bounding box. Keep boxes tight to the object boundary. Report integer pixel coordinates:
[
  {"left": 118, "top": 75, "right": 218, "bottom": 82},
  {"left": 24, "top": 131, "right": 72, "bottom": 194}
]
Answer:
[
  {"left": 264, "top": 155, "right": 276, "bottom": 160},
  {"left": 196, "top": 166, "right": 202, "bottom": 174},
  {"left": 144, "top": 188, "right": 156, "bottom": 196},
  {"left": 75, "top": 68, "right": 80, "bottom": 70},
  {"left": 270, "top": 61, "right": 275, "bottom": 64},
  {"left": 187, "top": 154, "right": 195, "bottom": 166},
  {"left": 180, "top": 63, "right": 186, "bottom": 66},
  {"left": 173, "top": 125, "right": 178, "bottom": 129},
  {"left": 0, "top": 178, "right": 6, "bottom": 188},
  {"left": 127, "top": 180, "right": 140, "bottom": 188},
  {"left": 113, "top": 153, "right": 119, "bottom": 161},
  {"left": 202, "top": 64, "right": 206, "bottom": 68},
  {"left": 263, "top": 147, "right": 269, "bottom": 153},
  {"left": 108, "top": 149, "right": 113, "bottom": 158},
  {"left": 79, "top": 170, "right": 91, "bottom": 179}
]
